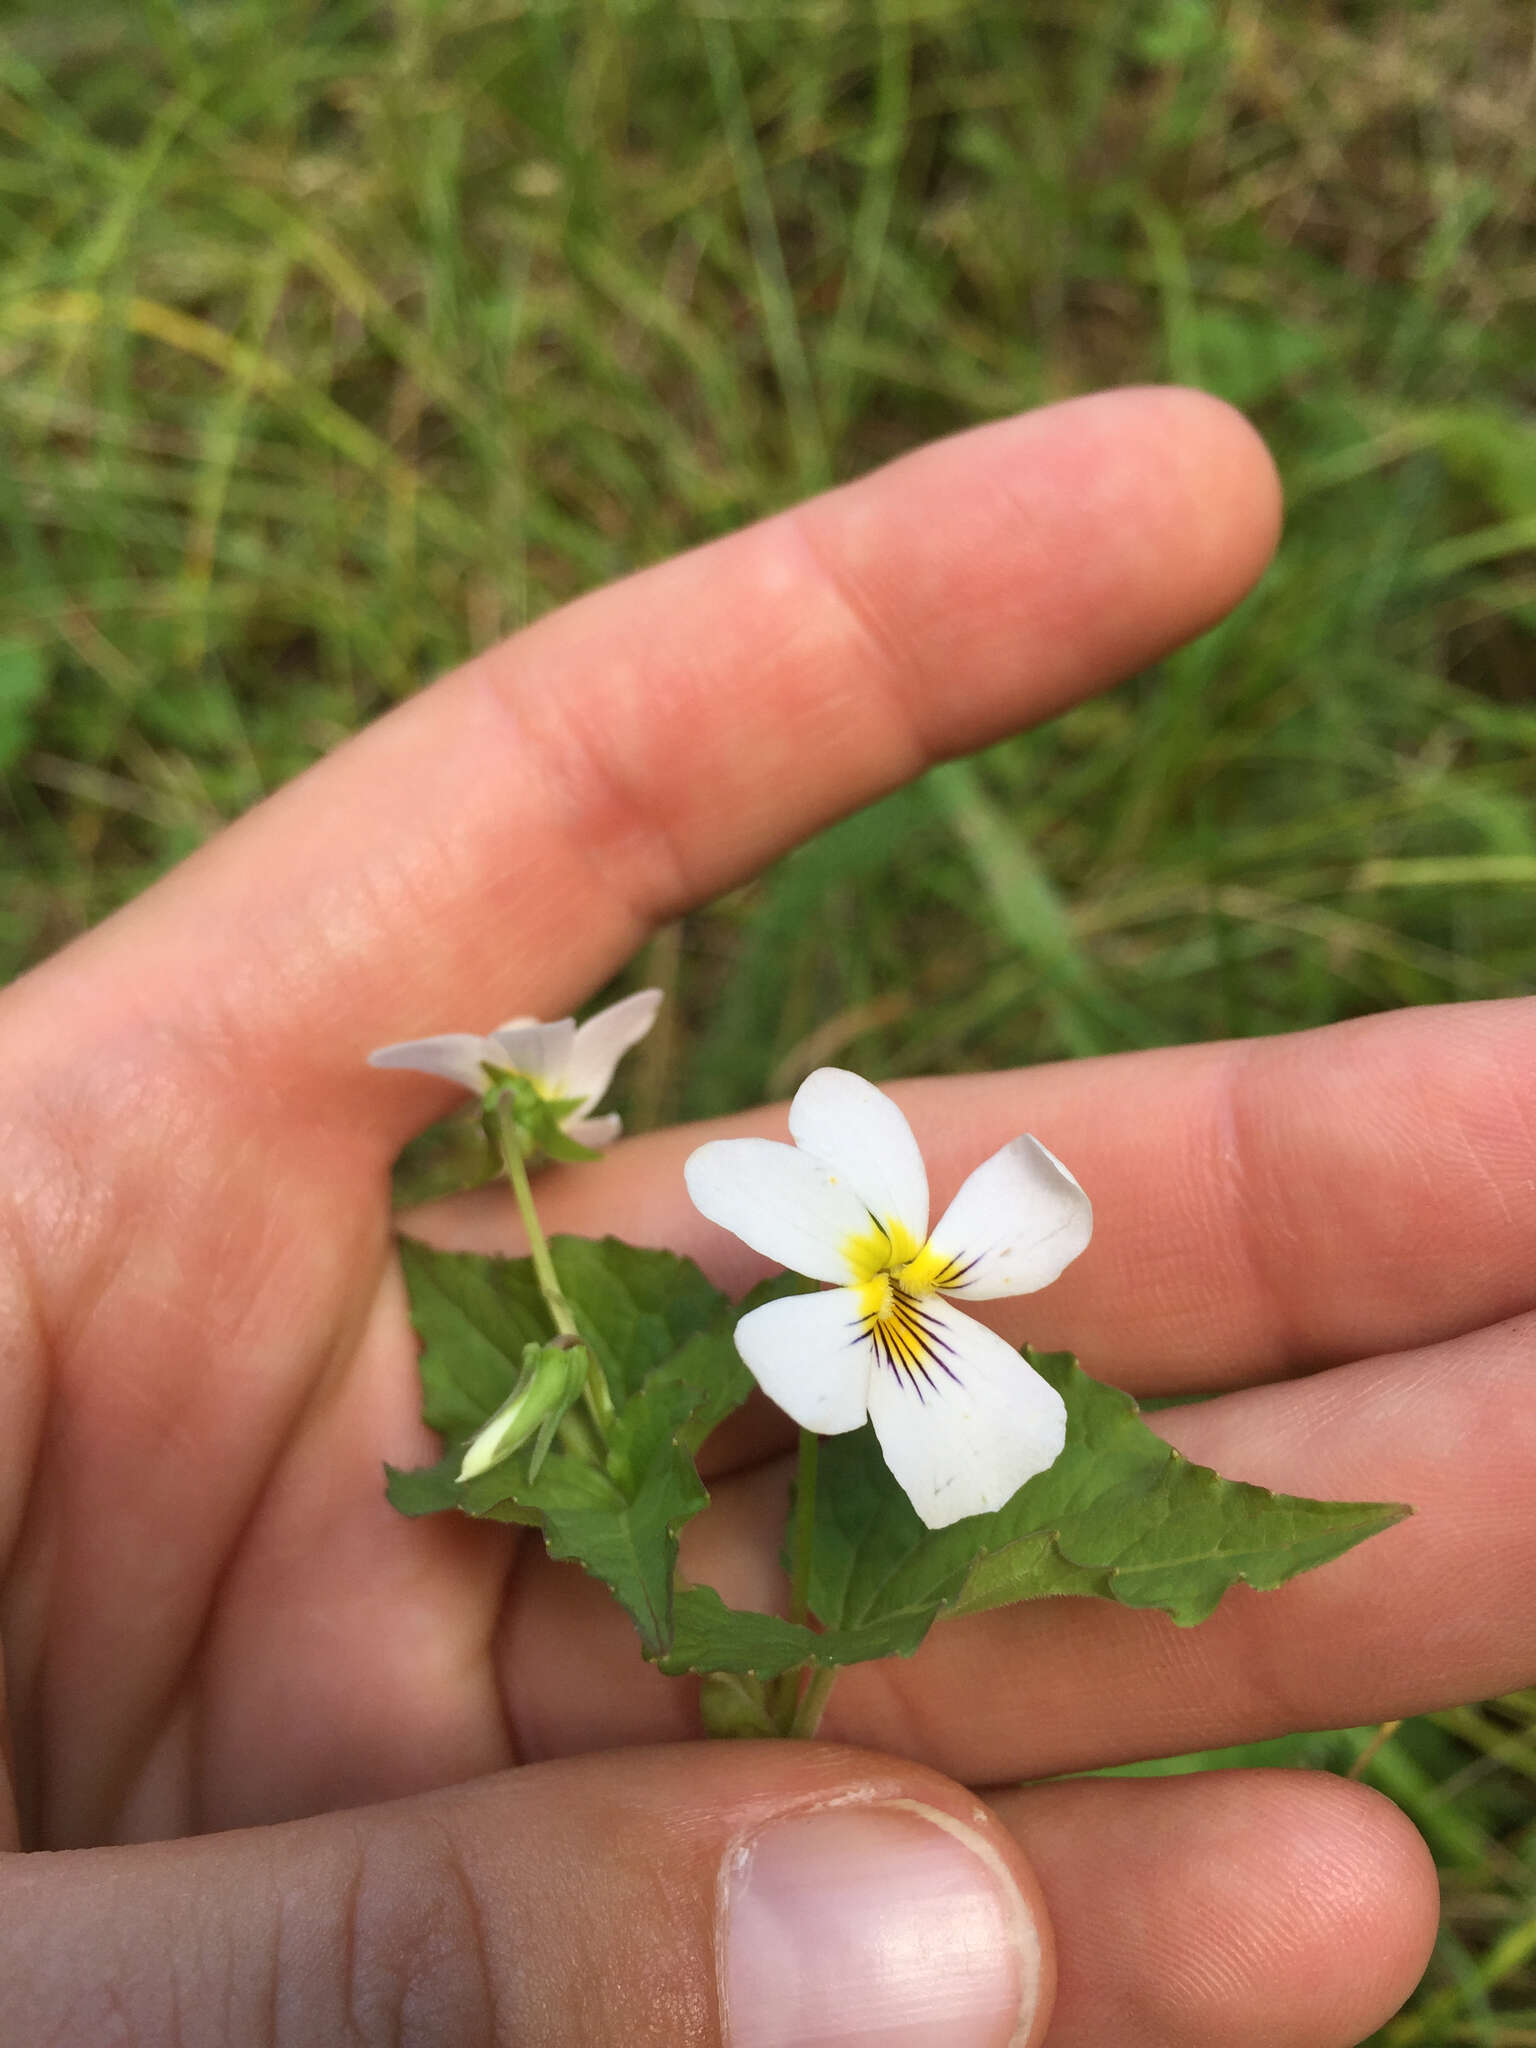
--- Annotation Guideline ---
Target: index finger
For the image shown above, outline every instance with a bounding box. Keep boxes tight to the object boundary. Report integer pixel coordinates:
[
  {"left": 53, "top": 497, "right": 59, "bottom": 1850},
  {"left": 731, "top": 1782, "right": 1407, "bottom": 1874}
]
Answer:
[{"left": 9, "top": 389, "right": 1278, "bottom": 1143}]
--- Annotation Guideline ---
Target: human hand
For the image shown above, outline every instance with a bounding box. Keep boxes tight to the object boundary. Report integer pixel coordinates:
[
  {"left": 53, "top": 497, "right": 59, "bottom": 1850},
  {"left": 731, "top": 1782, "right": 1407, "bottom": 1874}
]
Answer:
[{"left": 0, "top": 388, "right": 1488, "bottom": 2044}]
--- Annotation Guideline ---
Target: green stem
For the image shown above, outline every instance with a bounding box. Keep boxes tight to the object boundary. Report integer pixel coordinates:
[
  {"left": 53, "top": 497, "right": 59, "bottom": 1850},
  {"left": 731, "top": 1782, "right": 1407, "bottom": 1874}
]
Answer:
[
  {"left": 788, "top": 1428, "right": 818, "bottom": 1627},
  {"left": 493, "top": 1102, "right": 615, "bottom": 1433},
  {"left": 496, "top": 1103, "right": 579, "bottom": 1333},
  {"left": 788, "top": 1666, "right": 837, "bottom": 1740},
  {"left": 773, "top": 1430, "right": 822, "bottom": 1735}
]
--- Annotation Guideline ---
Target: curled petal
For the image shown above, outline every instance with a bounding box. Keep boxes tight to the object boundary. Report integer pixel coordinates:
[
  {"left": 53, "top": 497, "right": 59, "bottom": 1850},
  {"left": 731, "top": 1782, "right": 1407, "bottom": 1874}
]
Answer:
[
  {"left": 787, "top": 1066, "right": 929, "bottom": 1246},
  {"left": 865, "top": 1294, "right": 1067, "bottom": 1529},
  {"left": 561, "top": 988, "right": 664, "bottom": 1110},
  {"left": 925, "top": 1136, "right": 1092, "bottom": 1300},
  {"left": 684, "top": 1138, "right": 875, "bottom": 1285},
  {"left": 732, "top": 1288, "right": 873, "bottom": 1434},
  {"left": 367, "top": 1033, "right": 495, "bottom": 1094},
  {"left": 564, "top": 1111, "right": 622, "bottom": 1150},
  {"left": 487, "top": 1018, "right": 577, "bottom": 1086}
]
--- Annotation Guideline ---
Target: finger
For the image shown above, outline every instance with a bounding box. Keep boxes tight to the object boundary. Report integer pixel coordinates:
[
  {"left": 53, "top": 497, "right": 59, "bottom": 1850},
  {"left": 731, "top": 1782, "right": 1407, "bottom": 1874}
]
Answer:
[
  {"left": 505, "top": 1312, "right": 1536, "bottom": 1781},
  {"left": 992, "top": 1770, "right": 1437, "bottom": 2048},
  {"left": 0, "top": 1744, "right": 1056, "bottom": 2048},
  {"left": 6, "top": 390, "right": 1278, "bottom": 1135},
  {"left": 431, "top": 992, "right": 1536, "bottom": 1390},
  {"left": 0, "top": 1747, "right": 1434, "bottom": 2048}
]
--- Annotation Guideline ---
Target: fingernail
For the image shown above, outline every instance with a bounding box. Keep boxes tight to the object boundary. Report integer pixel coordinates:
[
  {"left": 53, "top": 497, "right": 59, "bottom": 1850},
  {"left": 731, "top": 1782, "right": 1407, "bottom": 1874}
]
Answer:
[{"left": 721, "top": 1799, "right": 1040, "bottom": 2047}]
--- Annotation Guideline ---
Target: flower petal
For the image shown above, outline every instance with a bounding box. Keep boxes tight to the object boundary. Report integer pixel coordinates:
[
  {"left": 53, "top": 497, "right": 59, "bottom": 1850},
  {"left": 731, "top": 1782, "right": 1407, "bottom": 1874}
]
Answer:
[
  {"left": 561, "top": 988, "right": 664, "bottom": 1110},
  {"left": 786, "top": 1067, "right": 929, "bottom": 1245},
  {"left": 486, "top": 1018, "right": 577, "bottom": 1085},
  {"left": 925, "top": 1135, "right": 1092, "bottom": 1300},
  {"left": 367, "top": 1033, "right": 495, "bottom": 1094},
  {"left": 733, "top": 1288, "right": 873, "bottom": 1434},
  {"left": 564, "top": 1111, "right": 622, "bottom": 1150},
  {"left": 684, "top": 1137, "right": 875, "bottom": 1284},
  {"left": 865, "top": 1294, "right": 1067, "bottom": 1529}
]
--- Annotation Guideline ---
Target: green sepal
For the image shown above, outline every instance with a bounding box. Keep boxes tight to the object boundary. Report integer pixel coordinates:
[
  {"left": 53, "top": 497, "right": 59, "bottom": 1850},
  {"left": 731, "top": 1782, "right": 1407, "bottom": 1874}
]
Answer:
[
  {"left": 481, "top": 1071, "right": 602, "bottom": 1163},
  {"left": 459, "top": 1337, "right": 590, "bottom": 1481}
]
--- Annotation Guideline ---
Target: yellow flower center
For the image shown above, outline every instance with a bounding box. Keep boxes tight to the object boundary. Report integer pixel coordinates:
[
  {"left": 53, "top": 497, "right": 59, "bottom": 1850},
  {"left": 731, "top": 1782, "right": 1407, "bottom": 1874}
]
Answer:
[
  {"left": 895, "top": 1240, "right": 957, "bottom": 1297},
  {"left": 842, "top": 1216, "right": 919, "bottom": 1286},
  {"left": 843, "top": 1218, "right": 962, "bottom": 1326}
]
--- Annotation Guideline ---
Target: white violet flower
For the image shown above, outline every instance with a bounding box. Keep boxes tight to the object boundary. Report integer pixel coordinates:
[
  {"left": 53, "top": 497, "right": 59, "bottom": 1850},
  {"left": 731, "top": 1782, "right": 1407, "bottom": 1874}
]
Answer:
[
  {"left": 684, "top": 1067, "right": 1092, "bottom": 1530},
  {"left": 369, "top": 987, "right": 662, "bottom": 1148}
]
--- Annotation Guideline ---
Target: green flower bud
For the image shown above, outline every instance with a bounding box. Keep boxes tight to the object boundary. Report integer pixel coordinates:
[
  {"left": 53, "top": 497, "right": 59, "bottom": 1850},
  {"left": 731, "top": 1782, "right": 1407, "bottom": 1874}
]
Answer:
[{"left": 458, "top": 1337, "right": 593, "bottom": 1482}]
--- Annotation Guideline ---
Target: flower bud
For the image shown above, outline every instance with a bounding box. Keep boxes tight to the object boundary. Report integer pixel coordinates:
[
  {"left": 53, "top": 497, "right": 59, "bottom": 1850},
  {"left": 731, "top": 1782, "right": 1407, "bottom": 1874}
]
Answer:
[{"left": 458, "top": 1337, "right": 593, "bottom": 1482}]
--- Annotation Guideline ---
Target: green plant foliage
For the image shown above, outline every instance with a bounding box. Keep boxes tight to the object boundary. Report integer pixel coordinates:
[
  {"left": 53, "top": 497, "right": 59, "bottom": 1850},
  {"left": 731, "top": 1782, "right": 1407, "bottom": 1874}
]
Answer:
[
  {"left": 388, "top": 1238, "right": 763, "bottom": 1653},
  {"left": 666, "top": 1587, "right": 822, "bottom": 1680},
  {"left": 390, "top": 1242, "right": 1405, "bottom": 1677},
  {"left": 660, "top": 1354, "right": 1406, "bottom": 1675},
  {"left": 850, "top": 1353, "right": 1406, "bottom": 1626}
]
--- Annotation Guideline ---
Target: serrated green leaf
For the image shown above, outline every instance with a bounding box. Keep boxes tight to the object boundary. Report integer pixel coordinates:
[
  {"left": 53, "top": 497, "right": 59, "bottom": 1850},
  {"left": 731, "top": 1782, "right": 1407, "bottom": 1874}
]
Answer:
[
  {"left": 397, "top": 1238, "right": 550, "bottom": 1438},
  {"left": 662, "top": 1585, "right": 823, "bottom": 1677},
  {"left": 396, "top": 1235, "right": 728, "bottom": 1437},
  {"left": 661, "top": 1352, "right": 1406, "bottom": 1677},
  {"left": 517, "top": 1442, "right": 681, "bottom": 1654},
  {"left": 659, "top": 1585, "right": 936, "bottom": 1678},
  {"left": 385, "top": 1444, "right": 544, "bottom": 1523},
  {"left": 384, "top": 1457, "right": 462, "bottom": 1517},
  {"left": 549, "top": 1235, "right": 727, "bottom": 1403},
  {"left": 517, "top": 1290, "right": 774, "bottom": 1650},
  {"left": 810, "top": 1352, "right": 1409, "bottom": 1640}
]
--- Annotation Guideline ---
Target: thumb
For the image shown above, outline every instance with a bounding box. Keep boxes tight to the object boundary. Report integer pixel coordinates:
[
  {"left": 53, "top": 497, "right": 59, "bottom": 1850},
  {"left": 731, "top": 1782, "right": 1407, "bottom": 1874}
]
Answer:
[{"left": 0, "top": 1742, "right": 1053, "bottom": 2047}]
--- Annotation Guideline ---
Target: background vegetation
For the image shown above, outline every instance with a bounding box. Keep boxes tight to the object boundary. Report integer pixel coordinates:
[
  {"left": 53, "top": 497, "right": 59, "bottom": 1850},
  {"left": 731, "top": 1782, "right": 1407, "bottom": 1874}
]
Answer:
[{"left": 2, "top": 1, "right": 1532, "bottom": 2035}]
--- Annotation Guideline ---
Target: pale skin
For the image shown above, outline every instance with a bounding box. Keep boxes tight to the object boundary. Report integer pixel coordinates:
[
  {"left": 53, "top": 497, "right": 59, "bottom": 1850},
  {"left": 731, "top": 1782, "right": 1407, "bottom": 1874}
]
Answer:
[{"left": 6, "top": 385, "right": 1526, "bottom": 2041}]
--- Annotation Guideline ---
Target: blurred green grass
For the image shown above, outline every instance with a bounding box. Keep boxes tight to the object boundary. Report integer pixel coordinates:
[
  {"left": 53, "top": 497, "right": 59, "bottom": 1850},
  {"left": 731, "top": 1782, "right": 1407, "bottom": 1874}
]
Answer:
[{"left": 1, "top": 1, "right": 1532, "bottom": 2036}]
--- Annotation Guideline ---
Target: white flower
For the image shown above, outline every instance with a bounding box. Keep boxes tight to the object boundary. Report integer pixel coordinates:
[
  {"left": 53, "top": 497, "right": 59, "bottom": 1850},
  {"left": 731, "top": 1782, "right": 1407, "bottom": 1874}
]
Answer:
[
  {"left": 369, "top": 988, "right": 662, "bottom": 1148},
  {"left": 684, "top": 1067, "right": 1092, "bottom": 1530}
]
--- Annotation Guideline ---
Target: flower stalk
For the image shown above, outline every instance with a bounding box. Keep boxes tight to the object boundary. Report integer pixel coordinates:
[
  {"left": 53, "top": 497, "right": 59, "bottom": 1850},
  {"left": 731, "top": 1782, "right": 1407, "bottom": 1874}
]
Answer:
[
  {"left": 787, "top": 1428, "right": 818, "bottom": 1630},
  {"left": 771, "top": 1427, "right": 837, "bottom": 1736},
  {"left": 787, "top": 1665, "right": 837, "bottom": 1740},
  {"left": 490, "top": 1099, "right": 615, "bottom": 1437}
]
